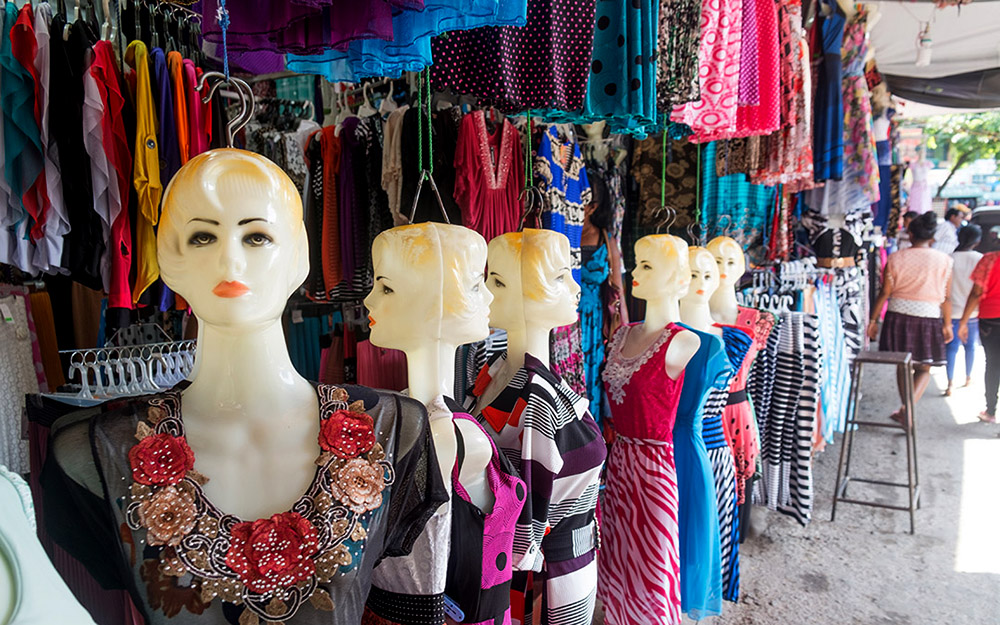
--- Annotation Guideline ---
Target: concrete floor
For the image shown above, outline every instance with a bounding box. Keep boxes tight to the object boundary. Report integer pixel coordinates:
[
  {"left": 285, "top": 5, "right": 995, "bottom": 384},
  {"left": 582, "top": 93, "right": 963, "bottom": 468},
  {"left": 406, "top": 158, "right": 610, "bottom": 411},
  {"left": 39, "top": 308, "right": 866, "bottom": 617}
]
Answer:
[
  {"left": 713, "top": 355, "right": 1000, "bottom": 625},
  {"left": 594, "top": 353, "right": 1000, "bottom": 624}
]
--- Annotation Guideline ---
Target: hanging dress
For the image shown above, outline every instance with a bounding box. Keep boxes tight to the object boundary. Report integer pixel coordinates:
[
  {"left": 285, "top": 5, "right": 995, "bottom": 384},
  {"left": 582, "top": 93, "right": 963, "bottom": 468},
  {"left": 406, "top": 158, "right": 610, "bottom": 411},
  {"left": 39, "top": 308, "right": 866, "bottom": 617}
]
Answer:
[
  {"left": 600, "top": 323, "right": 686, "bottom": 625},
  {"left": 722, "top": 307, "right": 776, "bottom": 505},
  {"left": 445, "top": 414, "right": 526, "bottom": 625},
  {"left": 672, "top": 323, "right": 730, "bottom": 619},
  {"left": 811, "top": 0, "right": 846, "bottom": 182},
  {"left": 579, "top": 242, "right": 609, "bottom": 422},
  {"left": 700, "top": 325, "right": 752, "bottom": 602}
]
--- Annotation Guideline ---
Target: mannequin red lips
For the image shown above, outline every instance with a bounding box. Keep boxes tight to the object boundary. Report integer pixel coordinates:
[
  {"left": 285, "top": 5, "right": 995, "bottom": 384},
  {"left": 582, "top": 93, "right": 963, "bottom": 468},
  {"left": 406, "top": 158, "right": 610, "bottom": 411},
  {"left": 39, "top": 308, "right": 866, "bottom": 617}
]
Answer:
[{"left": 213, "top": 281, "right": 250, "bottom": 298}]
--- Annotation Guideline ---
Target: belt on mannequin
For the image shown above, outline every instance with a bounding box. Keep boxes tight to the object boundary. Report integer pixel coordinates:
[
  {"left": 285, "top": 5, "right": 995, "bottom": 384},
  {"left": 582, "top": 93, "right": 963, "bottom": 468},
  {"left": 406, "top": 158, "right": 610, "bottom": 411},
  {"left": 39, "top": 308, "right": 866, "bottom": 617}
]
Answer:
[{"left": 816, "top": 257, "right": 856, "bottom": 268}]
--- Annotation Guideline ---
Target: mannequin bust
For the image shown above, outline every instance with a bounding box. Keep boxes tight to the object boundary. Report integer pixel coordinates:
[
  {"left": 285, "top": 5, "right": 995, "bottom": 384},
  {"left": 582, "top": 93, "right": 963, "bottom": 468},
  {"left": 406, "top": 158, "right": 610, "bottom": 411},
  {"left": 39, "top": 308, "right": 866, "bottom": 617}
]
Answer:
[
  {"left": 156, "top": 148, "right": 318, "bottom": 521},
  {"left": 475, "top": 229, "right": 580, "bottom": 412},
  {"left": 365, "top": 223, "right": 494, "bottom": 511},
  {"left": 680, "top": 247, "right": 724, "bottom": 337},
  {"left": 707, "top": 236, "right": 746, "bottom": 326},
  {"left": 628, "top": 235, "right": 700, "bottom": 378}
]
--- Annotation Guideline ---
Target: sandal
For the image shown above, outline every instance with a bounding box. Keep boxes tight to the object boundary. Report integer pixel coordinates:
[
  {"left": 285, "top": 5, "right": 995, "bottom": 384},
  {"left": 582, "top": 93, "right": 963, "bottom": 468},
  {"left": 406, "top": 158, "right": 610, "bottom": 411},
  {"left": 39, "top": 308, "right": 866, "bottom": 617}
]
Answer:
[
  {"left": 890, "top": 409, "right": 909, "bottom": 430},
  {"left": 977, "top": 412, "right": 996, "bottom": 424}
]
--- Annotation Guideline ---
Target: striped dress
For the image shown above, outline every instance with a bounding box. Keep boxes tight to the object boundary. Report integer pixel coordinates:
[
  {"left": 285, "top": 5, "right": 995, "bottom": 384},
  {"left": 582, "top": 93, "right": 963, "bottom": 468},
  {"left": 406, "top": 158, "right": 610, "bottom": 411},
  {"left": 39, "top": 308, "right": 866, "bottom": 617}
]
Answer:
[
  {"left": 600, "top": 323, "right": 687, "bottom": 625},
  {"left": 702, "top": 325, "right": 753, "bottom": 602},
  {"left": 469, "top": 354, "right": 606, "bottom": 625}
]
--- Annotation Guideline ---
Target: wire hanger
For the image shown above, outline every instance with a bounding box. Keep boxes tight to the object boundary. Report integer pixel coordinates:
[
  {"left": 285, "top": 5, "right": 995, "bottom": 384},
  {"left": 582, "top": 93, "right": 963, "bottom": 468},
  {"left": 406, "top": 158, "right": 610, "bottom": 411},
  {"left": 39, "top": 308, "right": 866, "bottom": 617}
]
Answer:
[{"left": 407, "top": 68, "right": 450, "bottom": 224}]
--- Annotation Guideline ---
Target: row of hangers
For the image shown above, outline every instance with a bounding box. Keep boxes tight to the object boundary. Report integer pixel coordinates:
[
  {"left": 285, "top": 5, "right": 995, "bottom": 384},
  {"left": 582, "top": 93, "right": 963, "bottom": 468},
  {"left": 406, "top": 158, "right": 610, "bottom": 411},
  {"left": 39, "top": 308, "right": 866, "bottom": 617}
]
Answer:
[{"left": 61, "top": 340, "right": 196, "bottom": 399}]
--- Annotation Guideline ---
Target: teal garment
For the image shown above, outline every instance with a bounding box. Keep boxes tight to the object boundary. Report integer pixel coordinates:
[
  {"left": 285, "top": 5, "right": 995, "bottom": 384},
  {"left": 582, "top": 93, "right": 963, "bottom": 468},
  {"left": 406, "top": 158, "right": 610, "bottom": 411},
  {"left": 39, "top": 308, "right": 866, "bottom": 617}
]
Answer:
[
  {"left": 579, "top": 243, "right": 609, "bottom": 424},
  {"left": 1, "top": 2, "right": 42, "bottom": 226},
  {"left": 538, "top": 0, "right": 659, "bottom": 137},
  {"left": 673, "top": 323, "right": 731, "bottom": 619},
  {"left": 700, "top": 142, "right": 777, "bottom": 264},
  {"left": 286, "top": 0, "right": 527, "bottom": 81}
]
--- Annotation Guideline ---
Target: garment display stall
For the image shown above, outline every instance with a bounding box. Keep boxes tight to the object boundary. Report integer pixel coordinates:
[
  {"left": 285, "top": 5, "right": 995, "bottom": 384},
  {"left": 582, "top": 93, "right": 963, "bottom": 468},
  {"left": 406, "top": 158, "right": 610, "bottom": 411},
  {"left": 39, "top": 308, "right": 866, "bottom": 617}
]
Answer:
[{"left": 0, "top": 0, "right": 908, "bottom": 624}]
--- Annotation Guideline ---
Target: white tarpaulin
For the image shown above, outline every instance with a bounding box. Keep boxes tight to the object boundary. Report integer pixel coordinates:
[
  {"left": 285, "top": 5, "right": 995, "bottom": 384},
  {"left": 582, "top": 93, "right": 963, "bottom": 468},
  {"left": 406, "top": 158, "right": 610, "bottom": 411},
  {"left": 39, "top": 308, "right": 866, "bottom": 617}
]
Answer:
[{"left": 869, "top": 1, "right": 1000, "bottom": 79}]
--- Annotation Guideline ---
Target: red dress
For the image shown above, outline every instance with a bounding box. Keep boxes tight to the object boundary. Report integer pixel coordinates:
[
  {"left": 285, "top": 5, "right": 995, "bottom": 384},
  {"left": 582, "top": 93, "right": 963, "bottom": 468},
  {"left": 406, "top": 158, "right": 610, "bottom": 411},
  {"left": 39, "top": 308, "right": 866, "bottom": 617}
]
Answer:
[
  {"left": 600, "top": 323, "right": 686, "bottom": 625},
  {"left": 452, "top": 111, "right": 523, "bottom": 243}
]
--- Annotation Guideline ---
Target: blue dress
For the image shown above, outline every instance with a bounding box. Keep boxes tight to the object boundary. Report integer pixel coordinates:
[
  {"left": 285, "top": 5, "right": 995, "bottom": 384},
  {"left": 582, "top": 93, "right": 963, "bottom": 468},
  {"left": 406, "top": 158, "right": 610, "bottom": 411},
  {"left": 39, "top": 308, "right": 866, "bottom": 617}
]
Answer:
[
  {"left": 579, "top": 243, "right": 609, "bottom": 423},
  {"left": 286, "top": 1, "right": 527, "bottom": 81},
  {"left": 673, "top": 323, "right": 730, "bottom": 619},
  {"left": 812, "top": 0, "right": 846, "bottom": 181},
  {"left": 536, "top": 125, "right": 590, "bottom": 284},
  {"left": 702, "top": 325, "right": 753, "bottom": 603}
]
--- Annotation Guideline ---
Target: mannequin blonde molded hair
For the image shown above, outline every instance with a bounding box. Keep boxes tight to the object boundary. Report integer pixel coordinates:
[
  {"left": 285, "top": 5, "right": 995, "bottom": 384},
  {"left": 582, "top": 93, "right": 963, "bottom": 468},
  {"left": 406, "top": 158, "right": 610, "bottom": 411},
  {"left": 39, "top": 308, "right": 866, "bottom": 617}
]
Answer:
[
  {"left": 706, "top": 236, "right": 746, "bottom": 272},
  {"left": 487, "top": 229, "right": 570, "bottom": 302},
  {"left": 156, "top": 148, "right": 309, "bottom": 294},
  {"left": 689, "top": 245, "right": 716, "bottom": 267},
  {"left": 634, "top": 234, "right": 690, "bottom": 283},
  {"left": 371, "top": 222, "right": 488, "bottom": 322}
]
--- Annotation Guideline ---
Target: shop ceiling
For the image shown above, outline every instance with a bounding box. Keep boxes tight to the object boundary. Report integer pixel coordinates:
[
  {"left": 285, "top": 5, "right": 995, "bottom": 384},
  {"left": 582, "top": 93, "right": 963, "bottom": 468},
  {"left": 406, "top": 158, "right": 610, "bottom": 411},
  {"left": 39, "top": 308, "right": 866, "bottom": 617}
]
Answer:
[{"left": 867, "top": 0, "right": 1000, "bottom": 109}]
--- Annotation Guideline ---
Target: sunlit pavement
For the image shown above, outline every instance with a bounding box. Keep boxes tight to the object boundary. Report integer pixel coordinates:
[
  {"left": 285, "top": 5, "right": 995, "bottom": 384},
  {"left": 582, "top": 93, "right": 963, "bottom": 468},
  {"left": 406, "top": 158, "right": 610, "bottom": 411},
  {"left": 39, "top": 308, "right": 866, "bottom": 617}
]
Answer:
[{"left": 707, "top": 349, "right": 1000, "bottom": 625}]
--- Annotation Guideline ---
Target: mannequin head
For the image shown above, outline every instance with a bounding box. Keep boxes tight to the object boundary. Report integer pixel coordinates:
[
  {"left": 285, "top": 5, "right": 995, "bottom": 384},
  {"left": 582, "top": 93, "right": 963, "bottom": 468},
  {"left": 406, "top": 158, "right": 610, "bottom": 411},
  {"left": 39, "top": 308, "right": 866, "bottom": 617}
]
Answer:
[
  {"left": 682, "top": 247, "right": 721, "bottom": 305},
  {"left": 706, "top": 236, "right": 746, "bottom": 289},
  {"left": 157, "top": 149, "right": 309, "bottom": 330},
  {"left": 486, "top": 229, "right": 580, "bottom": 333},
  {"left": 366, "top": 223, "right": 491, "bottom": 352},
  {"left": 631, "top": 235, "right": 691, "bottom": 302}
]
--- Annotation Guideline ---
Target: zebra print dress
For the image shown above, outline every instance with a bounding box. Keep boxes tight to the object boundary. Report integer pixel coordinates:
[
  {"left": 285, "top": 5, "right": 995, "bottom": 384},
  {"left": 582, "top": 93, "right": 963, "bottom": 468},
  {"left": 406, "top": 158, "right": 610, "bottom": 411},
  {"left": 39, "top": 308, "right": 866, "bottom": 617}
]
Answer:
[
  {"left": 702, "top": 325, "right": 754, "bottom": 603},
  {"left": 600, "top": 323, "right": 687, "bottom": 625}
]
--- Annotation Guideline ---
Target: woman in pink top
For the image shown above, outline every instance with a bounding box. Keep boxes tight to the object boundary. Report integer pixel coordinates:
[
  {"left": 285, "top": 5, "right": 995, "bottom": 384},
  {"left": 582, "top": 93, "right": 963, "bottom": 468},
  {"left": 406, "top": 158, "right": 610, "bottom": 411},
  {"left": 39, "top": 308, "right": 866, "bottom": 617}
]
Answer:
[{"left": 868, "top": 212, "right": 954, "bottom": 426}]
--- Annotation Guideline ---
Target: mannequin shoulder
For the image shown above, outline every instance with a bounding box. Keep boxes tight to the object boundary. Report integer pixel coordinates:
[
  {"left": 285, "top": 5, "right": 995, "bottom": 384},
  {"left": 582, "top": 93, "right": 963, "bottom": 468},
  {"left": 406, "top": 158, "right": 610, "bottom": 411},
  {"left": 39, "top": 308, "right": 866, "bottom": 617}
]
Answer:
[
  {"left": 51, "top": 416, "right": 103, "bottom": 498},
  {"left": 664, "top": 328, "right": 701, "bottom": 378}
]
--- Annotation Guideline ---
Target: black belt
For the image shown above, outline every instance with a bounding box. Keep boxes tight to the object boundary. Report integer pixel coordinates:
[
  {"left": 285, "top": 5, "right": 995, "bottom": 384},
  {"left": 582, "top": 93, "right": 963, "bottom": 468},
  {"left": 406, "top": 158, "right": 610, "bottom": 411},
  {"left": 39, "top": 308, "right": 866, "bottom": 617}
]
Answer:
[{"left": 727, "top": 389, "right": 748, "bottom": 406}]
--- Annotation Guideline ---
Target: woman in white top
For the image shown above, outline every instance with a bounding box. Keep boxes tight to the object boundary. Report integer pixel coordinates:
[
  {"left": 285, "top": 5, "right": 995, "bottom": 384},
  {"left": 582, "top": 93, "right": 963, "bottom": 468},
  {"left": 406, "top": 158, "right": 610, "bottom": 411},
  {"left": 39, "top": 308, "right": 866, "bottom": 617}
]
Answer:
[{"left": 945, "top": 224, "right": 983, "bottom": 395}]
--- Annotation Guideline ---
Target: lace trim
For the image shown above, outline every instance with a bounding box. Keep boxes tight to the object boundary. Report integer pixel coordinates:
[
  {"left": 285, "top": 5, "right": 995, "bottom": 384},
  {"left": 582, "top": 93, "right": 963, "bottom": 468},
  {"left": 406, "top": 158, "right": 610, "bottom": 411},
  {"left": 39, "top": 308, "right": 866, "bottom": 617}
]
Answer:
[
  {"left": 474, "top": 111, "right": 513, "bottom": 191},
  {"left": 125, "top": 387, "right": 393, "bottom": 622},
  {"left": 602, "top": 324, "right": 678, "bottom": 404}
]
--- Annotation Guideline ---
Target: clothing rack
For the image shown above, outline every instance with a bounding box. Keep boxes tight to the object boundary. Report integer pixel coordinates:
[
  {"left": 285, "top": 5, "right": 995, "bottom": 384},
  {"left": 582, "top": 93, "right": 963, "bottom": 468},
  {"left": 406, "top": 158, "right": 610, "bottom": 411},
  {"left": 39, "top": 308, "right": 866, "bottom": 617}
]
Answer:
[{"left": 57, "top": 340, "right": 196, "bottom": 400}]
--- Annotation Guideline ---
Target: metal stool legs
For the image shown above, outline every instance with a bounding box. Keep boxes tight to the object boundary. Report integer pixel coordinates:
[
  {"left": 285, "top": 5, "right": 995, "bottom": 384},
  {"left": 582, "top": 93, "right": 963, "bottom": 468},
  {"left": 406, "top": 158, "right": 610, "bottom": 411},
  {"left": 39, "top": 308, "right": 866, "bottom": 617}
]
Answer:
[{"left": 831, "top": 351, "right": 921, "bottom": 534}]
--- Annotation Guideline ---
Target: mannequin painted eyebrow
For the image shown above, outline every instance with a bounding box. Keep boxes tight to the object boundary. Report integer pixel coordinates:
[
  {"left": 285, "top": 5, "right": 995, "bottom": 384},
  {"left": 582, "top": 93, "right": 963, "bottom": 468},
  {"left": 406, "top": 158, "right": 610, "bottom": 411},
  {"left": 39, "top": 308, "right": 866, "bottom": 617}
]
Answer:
[{"left": 186, "top": 217, "right": 271, "bottom": 225}]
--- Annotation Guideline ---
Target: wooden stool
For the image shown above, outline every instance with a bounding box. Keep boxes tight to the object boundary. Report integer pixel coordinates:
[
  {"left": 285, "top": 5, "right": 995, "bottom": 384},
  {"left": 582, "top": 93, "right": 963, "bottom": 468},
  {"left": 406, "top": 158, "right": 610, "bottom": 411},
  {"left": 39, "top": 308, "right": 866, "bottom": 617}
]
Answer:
[{"left": 831, "top": 350, "right": 920, "bottom": 534}]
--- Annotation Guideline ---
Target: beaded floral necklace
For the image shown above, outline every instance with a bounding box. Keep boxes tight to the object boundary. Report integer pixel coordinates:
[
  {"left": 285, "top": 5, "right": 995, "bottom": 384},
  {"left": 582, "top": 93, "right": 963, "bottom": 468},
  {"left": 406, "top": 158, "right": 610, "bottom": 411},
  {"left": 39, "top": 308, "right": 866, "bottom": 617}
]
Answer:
[{"left": 125, "top": 386, "right": 393, "bottom": 623}]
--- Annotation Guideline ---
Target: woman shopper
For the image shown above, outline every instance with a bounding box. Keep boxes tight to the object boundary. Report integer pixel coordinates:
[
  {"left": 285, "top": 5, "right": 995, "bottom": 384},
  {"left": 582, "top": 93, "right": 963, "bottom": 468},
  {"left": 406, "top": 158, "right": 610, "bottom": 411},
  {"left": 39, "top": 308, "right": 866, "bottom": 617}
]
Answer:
[
  {"left": 945, "top": 225, "right": 982, "bottom": 396},
  {"left": 868, "top": 212, "right": 954, "bottom": 427},
  {"left": 958, "top": 245, "right": 1000, "bottom": 423}
]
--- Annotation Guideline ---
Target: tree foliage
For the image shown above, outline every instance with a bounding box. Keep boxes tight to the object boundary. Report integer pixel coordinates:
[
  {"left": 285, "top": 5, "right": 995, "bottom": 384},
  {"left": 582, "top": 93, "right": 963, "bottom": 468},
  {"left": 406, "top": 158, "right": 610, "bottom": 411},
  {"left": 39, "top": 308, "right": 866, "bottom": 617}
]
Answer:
[{"left": 923, "top": 112, "right": 1000, "bottom": 197}]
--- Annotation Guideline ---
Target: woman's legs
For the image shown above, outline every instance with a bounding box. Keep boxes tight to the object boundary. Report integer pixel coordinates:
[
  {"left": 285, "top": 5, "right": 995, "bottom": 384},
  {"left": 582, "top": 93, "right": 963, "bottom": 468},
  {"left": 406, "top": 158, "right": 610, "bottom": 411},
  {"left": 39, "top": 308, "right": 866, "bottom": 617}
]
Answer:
[
  {"left": 979, "top": 318, "right": 1000, "bottom": 417},
  {"left": 963, "top": 318, "right": 980, "bottom": 384},
  {"left": 945, "top": 319, "right": 961, "bottom": 389}
]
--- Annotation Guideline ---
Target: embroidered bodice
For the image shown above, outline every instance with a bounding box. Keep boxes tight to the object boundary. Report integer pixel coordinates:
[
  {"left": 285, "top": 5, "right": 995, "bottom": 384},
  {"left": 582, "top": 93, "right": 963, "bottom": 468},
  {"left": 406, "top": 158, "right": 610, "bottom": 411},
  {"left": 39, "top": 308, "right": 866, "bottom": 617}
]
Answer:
[
  {"left": 80, "top": 384, "right": 445, "bottom": 625},
  {"left": 603, "top": 323, "right": 686, "bottom": 442}
]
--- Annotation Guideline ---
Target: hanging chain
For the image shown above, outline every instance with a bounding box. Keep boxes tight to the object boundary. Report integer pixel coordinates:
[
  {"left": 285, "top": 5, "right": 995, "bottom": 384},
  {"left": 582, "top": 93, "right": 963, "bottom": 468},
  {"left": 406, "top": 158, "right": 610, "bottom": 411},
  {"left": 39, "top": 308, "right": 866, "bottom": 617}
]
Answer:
[
  {"left": 660, "top": 114, "right": 668, "bottom": 208},
  {"left": 525, "top": 110, "right": 533, "bottom": 189},
  {"left": 424, "top": 68, "right": 433, "bottom": 176}
]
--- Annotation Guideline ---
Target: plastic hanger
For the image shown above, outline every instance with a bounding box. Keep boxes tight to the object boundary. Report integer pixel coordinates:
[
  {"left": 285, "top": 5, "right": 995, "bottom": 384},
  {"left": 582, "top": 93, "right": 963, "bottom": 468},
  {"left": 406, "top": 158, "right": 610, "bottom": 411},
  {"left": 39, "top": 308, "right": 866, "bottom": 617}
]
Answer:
[
  {"left": 357, "top": 83, "right": 377, "bottom": 117},
  {"left": 379, "top": 81, "right": 398, "bottom": 116}
]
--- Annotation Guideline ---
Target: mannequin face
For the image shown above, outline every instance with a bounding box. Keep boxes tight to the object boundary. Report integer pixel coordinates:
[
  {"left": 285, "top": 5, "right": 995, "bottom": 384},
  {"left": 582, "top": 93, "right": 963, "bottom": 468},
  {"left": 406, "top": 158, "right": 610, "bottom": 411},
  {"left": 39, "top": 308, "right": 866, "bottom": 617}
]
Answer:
[
  {"left": 157, "top": 150, "right": 308, "bottom": 329},
  {"left": 631, "top": 235, "right": 690, "bottom": 302},
  {"left": 682, "top": 248, "right": 721, "bottom": 305},
  {"left": 707, "top": 237, "right": 746, "bottom": 289},
  {"left": 487, "top": 230, "right": 580, "bottom": 332},
  {"left": 366, "top": 224, "right": 492, "bottom": 351}
]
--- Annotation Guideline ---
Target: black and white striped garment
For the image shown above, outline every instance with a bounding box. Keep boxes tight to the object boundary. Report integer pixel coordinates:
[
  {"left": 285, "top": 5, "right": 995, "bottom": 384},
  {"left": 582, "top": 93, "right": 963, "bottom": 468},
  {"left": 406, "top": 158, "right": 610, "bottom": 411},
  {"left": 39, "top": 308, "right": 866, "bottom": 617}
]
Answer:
[
  {"left": 752, "top": 313, "right": 823, "bottom": 525},
  {"left": 834, "top": 266, "right": 866, "bottom": 358}
]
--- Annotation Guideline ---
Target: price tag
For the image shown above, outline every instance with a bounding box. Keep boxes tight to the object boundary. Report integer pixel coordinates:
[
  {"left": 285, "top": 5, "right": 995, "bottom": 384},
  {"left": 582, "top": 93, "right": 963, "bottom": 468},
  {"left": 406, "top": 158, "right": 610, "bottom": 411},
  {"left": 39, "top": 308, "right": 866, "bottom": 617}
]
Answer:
[
  {"left": 291, "top": 309, "right": 304, "bottom": 324},
  {"left": 0, "top": 303, "right": 12, "bottom": 323}
]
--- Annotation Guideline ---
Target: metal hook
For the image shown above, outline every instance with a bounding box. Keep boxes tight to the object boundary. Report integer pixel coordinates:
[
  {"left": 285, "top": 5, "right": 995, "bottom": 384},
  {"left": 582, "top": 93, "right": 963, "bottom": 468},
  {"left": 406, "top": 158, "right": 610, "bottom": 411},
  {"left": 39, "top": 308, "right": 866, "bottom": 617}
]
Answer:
[
  {"left": 654, "top": 206, "right": 676, "bottom": 235},
  {"left": 518, "top": 186, "right": 546, "bottom": 231},
  {"left": 407, "top": 171, "right": 451, "bottom": 225},
  {"left": 686, "top": 222, "right": 701, "bottom": 247},
  {"left": 197, "top": 72, "right": 255, "bottom": 148},
  {"left": 717, "top": 214, "right": 735, "bottom": 239}
]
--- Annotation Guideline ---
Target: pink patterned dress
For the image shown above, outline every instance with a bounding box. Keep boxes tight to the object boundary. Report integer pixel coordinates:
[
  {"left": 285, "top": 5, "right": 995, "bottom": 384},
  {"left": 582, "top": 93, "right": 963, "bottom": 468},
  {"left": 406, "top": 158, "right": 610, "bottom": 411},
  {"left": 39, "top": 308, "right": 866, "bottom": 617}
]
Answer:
[
  {"left": 671, "top": 0, "right": 744, "bottom": 140},
  {"left": 600, "top": 323, "right": 686, "bottom": 625}
]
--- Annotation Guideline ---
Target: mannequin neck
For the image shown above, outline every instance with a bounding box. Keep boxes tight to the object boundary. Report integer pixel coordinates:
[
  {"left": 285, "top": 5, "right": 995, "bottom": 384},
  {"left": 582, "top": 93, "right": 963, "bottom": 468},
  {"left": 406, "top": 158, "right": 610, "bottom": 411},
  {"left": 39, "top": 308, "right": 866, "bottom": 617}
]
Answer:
[
  {"left": 680, "top": 299, "right": 717, "bottom": 332},
  {"left": 185, "top": 318, "right": 310, "bottom": 412},
  {"left": 710, "top": 286, "right": 740, "bottom": 325},
  {"left": 504, "top": 325, "right": 551, "bottom": 372},
  {"left": 404, "top": 342, "right": 458, "bottom": 406},
  {"left": 642, "top": 297, "right": 681, "bottom": 332}
]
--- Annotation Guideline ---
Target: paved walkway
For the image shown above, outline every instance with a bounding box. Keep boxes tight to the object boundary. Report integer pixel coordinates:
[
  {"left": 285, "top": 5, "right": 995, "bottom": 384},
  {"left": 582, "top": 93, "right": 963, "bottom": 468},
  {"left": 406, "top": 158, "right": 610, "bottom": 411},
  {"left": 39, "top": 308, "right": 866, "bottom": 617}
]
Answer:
[{"left": 714, "top": 352, "right": 1000, "bottom": 624}]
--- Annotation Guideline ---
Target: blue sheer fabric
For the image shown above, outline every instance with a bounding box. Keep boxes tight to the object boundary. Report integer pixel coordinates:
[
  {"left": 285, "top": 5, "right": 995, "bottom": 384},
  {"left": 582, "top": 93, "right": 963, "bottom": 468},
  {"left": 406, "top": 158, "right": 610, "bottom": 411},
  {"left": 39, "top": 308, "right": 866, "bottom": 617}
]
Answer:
[
  {"left": 286, "top": 0, "right": 527, "bottom": 81},
  {"left": 672, "top": 323, "right": 730, "bottom": 619},
  {"left": 579, "top": 243, "right": 609, "bottom": 423}
]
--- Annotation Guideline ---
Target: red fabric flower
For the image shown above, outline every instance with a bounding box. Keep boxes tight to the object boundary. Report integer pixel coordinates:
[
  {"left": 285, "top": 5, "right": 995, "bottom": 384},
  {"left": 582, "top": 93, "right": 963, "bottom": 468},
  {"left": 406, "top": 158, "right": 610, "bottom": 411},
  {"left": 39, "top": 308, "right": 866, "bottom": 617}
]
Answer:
[
  {"left": 129, "top": 433, "right": 196, "bottom": 486},
  {"left": 318, "top": 410, "right": 375, "bottom": 459},
  {"left": 225, "top": 512, "right": 319, "bottom": 594}
]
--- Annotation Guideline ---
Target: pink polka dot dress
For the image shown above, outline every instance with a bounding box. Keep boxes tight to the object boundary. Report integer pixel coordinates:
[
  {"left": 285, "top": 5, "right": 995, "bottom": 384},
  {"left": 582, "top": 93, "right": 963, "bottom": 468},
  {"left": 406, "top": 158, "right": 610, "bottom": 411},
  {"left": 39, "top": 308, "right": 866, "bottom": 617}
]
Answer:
[{"left": 431, "top": 0, "right": 597, "bottom": 113}]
